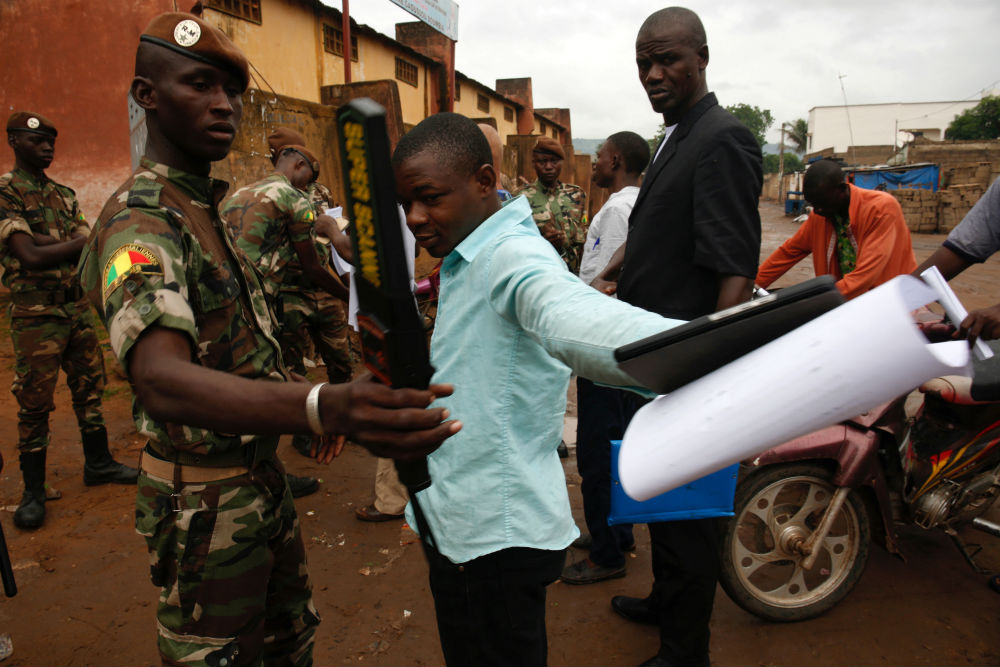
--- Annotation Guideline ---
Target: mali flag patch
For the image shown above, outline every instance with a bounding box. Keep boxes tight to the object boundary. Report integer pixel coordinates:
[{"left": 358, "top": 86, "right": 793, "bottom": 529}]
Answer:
[{"left": 102, "top": 244, "right": 163, "bottom": 301}]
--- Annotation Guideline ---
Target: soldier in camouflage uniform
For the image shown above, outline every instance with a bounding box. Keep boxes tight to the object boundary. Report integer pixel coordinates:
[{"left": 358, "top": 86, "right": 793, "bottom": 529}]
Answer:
[
  {"left": 1, "top": 111, "right": 138, "bottom": 530},
  {"left": 78, "top": 14, "right": 457, "bottom": 666},
  {"left": 517, "top": 136, "right": 588, "bottom": 274},
  {"left": 262, "top": 129, "right": 353, "bottom": 458}
]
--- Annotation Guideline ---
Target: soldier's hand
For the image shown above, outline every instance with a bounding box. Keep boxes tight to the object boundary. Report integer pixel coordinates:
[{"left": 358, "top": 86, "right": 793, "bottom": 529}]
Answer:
[
  {"left": 318, "top": 374, "right": 460, "bottom": 459},
  {"left": 543, "top": 227, "right": 565, "bottom": 249},
  {"left": 312, "top": 433, "right": 346, "bottom": 464},
  {"left": 590, "top": 276, "right": 617, "bottom": 295}
]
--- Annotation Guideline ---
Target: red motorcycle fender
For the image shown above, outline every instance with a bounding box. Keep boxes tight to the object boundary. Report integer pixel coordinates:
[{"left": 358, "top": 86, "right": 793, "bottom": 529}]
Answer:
[{"left": 745, "top": 425, "right": 902, "bottom": 556}]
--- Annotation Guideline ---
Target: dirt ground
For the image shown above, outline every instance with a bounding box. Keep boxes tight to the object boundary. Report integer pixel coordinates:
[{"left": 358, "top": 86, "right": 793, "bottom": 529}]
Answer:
[{"left": 0, "top": 199, "right": 999, "bottom": 666}]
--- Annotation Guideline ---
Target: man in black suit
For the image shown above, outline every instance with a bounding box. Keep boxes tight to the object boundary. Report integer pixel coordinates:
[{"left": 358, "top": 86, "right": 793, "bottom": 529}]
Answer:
[{"left": 594, "top": 7, "right": 761, "bottom": 666}]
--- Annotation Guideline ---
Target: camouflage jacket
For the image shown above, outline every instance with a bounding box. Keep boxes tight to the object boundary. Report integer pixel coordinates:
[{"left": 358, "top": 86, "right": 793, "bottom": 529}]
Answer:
[
  {"left": 78, "top": 159, "right": 285, "bottom": 463},
  {"left": 282, "top": 181, "right": 337, "bottom": 293},
  {"left": 0, "top": 167, "right": 88, "bottom": 316},
  {"left": 517, "top": 179, "right": 588, "bottom": 273},
  {"left": 221, "top": 172, "right": 315, "bottom": 302}
]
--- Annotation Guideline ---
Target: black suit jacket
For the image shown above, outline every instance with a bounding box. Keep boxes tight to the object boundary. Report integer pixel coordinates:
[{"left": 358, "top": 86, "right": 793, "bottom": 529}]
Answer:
[{"left": 618, "top": 93, "right": 762, "bottom": 320}]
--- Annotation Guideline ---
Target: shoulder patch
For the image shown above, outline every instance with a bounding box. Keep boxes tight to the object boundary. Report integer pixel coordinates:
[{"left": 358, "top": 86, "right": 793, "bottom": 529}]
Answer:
[{"left": 103, "top": 244, "right": 163, "bottom": 301}]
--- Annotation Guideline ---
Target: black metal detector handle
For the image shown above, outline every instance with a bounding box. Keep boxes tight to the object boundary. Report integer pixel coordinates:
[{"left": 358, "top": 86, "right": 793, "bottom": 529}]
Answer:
[{"left": 337, "top": 98, "right": 436, "bottom": 540}]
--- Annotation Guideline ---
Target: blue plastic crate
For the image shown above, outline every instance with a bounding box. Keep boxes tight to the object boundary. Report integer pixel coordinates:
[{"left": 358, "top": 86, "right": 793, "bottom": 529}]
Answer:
[{"left": 608, "top": 440, "right": 738, "bottom": 525}]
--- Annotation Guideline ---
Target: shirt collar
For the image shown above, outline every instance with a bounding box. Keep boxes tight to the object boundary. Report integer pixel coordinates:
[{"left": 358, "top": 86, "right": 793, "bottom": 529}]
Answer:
[
  {"left": 139, "top": 157, "right": 230, "bottom": 207},
  {"left": 12, "top": 166, "right": 49, "bottom": 188},
  {"left": 448, "top": 195, "right": 533, "bottom": 266},
  {"left": 535, "top": 178, "right": 562, "bottom": 196}
]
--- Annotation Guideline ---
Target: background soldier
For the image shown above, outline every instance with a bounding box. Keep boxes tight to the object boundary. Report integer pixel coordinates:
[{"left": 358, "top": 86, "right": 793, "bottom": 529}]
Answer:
[
  {"left": 0, "top": 111, "right": 137, "bottom": 530},
  {"left": 265, "top": 128, "right": 353, "bottom": 458},
  {"left": 517, "top": 135, "right": 588, "bottom": 274},
  {"left": 78, "top": 14, "right": 457, "bottom": 664}
]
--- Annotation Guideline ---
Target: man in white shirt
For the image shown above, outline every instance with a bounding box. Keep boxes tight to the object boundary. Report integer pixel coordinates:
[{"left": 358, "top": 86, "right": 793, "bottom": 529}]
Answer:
[{"left": 562, "top": 131, "right": 650, "bottom": 584}]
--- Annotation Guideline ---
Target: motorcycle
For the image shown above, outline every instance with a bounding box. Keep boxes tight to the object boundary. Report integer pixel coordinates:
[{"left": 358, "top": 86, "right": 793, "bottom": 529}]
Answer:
[{"left": 718, "top": 330, "right": 1000, "bottom": 622}]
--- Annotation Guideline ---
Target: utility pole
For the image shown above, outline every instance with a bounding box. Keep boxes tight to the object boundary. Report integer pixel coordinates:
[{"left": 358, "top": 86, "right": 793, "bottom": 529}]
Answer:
[
  {"left": 839, "top": 73, "right": 857, "bottom": 165},
  {"left": 342, "top": 0, "right": 352, "bottom": 83}
]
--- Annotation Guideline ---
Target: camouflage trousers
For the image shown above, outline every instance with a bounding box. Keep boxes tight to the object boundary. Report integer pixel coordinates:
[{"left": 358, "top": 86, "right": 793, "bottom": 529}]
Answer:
[
  {"left": 279, "top": 290, "right": 351, "bottom": 384},
  {"left": 9, "top": 304, "right": 106, "bottom": 453},
  {"left": 135, "top": 458, "right": 319, "bottom": 667}
]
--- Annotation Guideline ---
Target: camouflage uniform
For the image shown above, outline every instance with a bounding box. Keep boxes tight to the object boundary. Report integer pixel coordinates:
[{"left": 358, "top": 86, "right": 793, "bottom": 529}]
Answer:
[
  {"left": 220, "top": 172, "right": 315, "bottom": 309},
  {"left": 518, "top": 179, "right": 589, "bottom": 274},
  {"left": 0, "top": 167, "right": 105, "bottom": 454},
  {"left": 279, "top": 182, "right": 351, "bottom": 384},
  {"left": 78, "top": 159, "right": 319, "bottom": 666}
]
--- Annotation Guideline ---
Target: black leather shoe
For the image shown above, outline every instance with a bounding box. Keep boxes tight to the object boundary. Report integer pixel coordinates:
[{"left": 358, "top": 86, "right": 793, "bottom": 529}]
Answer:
[
  {"left": 611, "top": 595, "right": 657, "bottom": 626},
  {"left": 291, "top": 434, "right": 313, "bottom": 458},
  {"left": 83, "top": 459, "right": 139, "bottom": 485},
  {"left": 557, "top": 440, "right": 569, "bottom": 458},
  {"left": 287, "top": 474, "right": 319, "bottom": 498},
  {"left": 639, "top": 654, "right": 710, "bottom": 667},
  {"left": 560, "top": 557, "right": 626, "bottom": 585}
]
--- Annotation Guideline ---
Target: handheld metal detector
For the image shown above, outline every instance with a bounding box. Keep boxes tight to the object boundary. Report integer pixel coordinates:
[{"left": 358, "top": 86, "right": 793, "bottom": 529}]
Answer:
[{"left": 337, "top": 98, "right": 434, "bottom": 494}]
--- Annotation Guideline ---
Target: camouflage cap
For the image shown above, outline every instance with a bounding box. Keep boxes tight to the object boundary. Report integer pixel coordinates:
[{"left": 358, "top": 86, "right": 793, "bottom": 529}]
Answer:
[
  {"left": 6, "top": 111, "right": 57, "bottom": 138},
  {"left": 140, "top": 13, "right": 250, "bottom": 91},
  {"left": 280, "top": 145, "right": 320, "bottom": 179},
  {"left": 267, "top": 127, "right": 306, "bottom": 162},
  {"left": 533, "top": 136, "right": 565, "bottom": 160}
]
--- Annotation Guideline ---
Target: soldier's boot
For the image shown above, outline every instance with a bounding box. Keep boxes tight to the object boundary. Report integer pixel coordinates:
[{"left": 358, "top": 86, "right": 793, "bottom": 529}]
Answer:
[
  {"left": 291, "top": 434, "right": 313, "bottom": 458},
  {"left": 81, "top": 427, "right": 139, "bottom": 486},
  {"left": 287, "top": 474, "right": 319, "bottom": 498},
  {"left": 14, "top": 450, "right": 47, "bottom": 529}
]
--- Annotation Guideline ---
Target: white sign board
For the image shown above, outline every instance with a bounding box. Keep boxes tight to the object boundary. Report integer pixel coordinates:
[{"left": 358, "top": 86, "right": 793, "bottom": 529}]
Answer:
[{"left": 388, "top": 0, "right": 459, "bottom": 41}]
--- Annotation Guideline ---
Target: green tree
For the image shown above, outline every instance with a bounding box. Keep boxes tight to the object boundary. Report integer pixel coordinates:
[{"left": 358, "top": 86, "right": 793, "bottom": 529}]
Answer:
[
  {"left": 648, "top": 124, "right": 666, "bottom": 154},
  {"left": 725, "top": 103, "right": 774, "bottom": 147},
  {"left": 783, "top": 118, "right": 809, "bottom": 154},
  {"left": 945, "top": 96, "right": 1000, "bottom": 140},
  {"left": 763, "top": 153, "right": 804, "bottom": 174}
]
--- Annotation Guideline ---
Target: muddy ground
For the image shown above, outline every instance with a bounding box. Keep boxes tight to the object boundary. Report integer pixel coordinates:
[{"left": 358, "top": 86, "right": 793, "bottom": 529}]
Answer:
[{"left": 0, "top": 200, "right": 999, "bottom": 666}]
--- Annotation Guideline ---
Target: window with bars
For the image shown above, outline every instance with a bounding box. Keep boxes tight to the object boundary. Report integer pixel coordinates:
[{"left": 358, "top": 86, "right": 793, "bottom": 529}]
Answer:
[
  {"left": 504, "top": 106, "right": 514, "bottom": 122},
  {"left": 322, "top": 24, "right": 358, "bottom": 61},
  {"left": 395, "top": 57, "right": 418, "bottom": 87},
  {"left": 205, "top": 0, "right": 260, "bottom": 23},
  {"left": 477, "top": 93, "right": 489, "bottom": 113}
]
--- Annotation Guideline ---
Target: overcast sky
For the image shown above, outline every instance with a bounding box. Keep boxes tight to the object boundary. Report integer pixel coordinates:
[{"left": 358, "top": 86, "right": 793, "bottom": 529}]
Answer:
[{"left": 340, "top": 1, "right": 1000, "bottom": 146}]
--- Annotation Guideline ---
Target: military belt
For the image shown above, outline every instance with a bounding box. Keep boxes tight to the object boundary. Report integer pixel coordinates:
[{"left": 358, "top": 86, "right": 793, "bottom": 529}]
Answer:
[
  {"left": 10, "top": 285, "right": 85, "bottom": 306},
  {"left": 139, "top": 450, "right": 250, "bottom": 485}
]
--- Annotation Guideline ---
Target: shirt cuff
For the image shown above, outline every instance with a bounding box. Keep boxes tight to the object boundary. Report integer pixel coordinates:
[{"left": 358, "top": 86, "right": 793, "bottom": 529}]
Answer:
[{"left": 109, "top": 288, "right": 198, "bottom": 372}]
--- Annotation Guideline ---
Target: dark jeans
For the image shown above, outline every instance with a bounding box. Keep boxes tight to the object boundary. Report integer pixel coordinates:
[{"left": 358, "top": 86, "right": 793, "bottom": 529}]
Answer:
[
  {"left": 421, "top": 542, "right": 566, "bottom": 667},
  {"left": 622, "top": 391, "right": 718, "bottom": 666},
  {"left": 575, "top": 377, "right": 633, "bottom": 567}
]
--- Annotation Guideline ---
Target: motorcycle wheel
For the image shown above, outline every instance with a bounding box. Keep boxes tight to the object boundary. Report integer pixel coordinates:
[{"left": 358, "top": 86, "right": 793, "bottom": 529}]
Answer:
[{"left": 719, "top": 462, "right": 871, "bottom": 622}]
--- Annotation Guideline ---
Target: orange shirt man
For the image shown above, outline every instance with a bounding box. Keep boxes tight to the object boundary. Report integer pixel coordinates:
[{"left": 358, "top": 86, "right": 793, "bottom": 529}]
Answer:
[{"left": 757, "top": 159, "right": 916, "bottom": 299}]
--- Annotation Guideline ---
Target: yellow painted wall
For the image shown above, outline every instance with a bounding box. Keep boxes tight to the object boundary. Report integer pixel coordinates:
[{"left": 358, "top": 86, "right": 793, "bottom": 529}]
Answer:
[
  {"left": 206, "top": 5, "right": 323, "bottom": 104},
  {"left": 353, "top": 38, "right": 428, "bottom": 128},
  {"left": 455, "top": 82, "right": 519, "bottom": 143}
]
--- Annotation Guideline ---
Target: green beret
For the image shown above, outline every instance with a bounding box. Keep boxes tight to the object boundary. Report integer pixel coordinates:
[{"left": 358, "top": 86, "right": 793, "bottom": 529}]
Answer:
[
  {"left": 533, "top": 136, "right": 565, "bottom": 160},
  {"left": 267, "top": 127, "right": 306, "bottom": 162},
  {"left": 280, "top": 145, "right": 321, "bottom": 179},
  {"left": 140, "top": 13, "right": 250, "bottom": 91},
  {"left": 7, "top": 111, "right": 57, "bottom": 138}
]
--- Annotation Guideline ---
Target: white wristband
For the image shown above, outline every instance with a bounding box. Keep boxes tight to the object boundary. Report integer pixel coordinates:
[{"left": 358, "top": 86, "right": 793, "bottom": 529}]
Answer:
[{"left": 305, "top": 382, "right": 328, "bottom": 436}]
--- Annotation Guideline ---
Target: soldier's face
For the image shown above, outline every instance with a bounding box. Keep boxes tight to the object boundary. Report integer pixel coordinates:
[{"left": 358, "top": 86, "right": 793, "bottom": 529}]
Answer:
[
  {"left": 532, "top": 153, "right": 562, "bottom": 187},
  {"left": 145, "top": 53, "right": 243, "bottom": 168},
  {"left": 9, "top": 132, "right": 55, "bottom": 171},
  {"left": 395, "top": 150, "right": 496, "bottom": 258}
]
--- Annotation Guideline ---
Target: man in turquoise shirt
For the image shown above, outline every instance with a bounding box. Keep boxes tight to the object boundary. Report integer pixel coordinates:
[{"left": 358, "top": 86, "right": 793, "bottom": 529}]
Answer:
[{"left": 393, "top": 112, "right": 682, "bottom": 666}]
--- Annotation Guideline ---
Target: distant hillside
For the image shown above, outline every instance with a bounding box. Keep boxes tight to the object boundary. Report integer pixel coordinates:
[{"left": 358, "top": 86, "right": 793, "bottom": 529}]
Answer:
[{"left": 572, "top": 138, "right": 603, "bottom": 156}]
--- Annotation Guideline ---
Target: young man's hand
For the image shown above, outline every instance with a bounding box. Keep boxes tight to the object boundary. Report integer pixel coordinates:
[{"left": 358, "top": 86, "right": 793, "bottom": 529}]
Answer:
[{"left": 959, "top": 303, "right": 1000, "bottom": 344}]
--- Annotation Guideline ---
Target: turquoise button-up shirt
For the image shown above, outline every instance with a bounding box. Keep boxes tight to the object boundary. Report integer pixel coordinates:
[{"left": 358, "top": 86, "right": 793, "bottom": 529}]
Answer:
[{"left": 407, "top": 196, "right": 682, "bottom": 563}]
